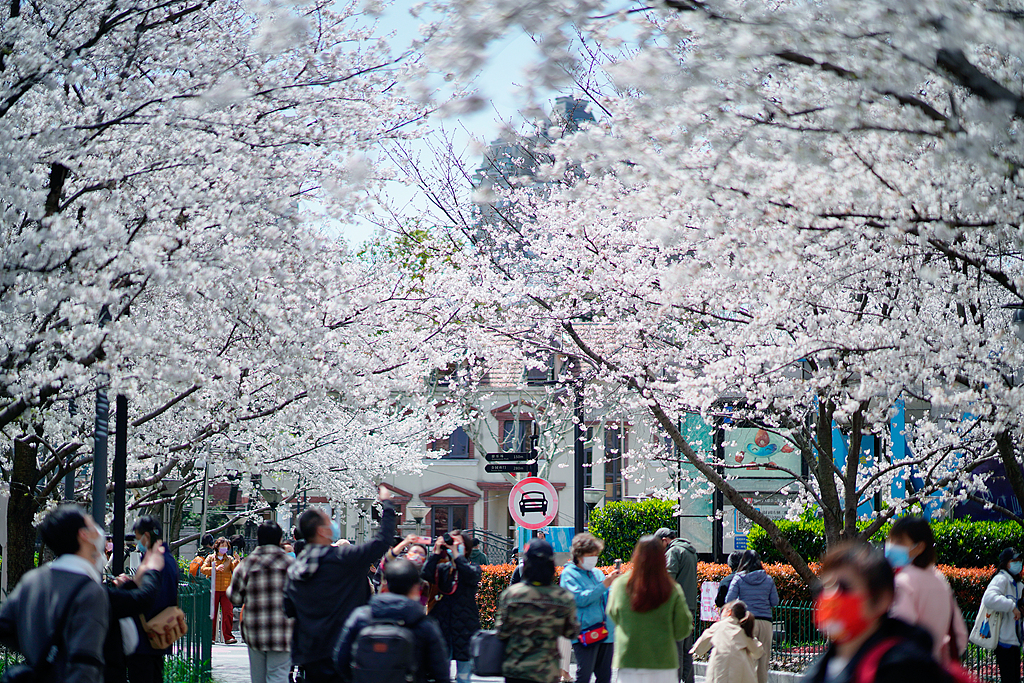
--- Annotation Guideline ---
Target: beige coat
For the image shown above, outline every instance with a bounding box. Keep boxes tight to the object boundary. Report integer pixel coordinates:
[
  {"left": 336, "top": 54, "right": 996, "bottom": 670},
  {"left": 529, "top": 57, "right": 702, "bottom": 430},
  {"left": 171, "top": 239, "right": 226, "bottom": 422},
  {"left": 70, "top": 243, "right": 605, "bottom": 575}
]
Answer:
[{"left": 691, "top": 616, "right": 764, "bottom": 683}]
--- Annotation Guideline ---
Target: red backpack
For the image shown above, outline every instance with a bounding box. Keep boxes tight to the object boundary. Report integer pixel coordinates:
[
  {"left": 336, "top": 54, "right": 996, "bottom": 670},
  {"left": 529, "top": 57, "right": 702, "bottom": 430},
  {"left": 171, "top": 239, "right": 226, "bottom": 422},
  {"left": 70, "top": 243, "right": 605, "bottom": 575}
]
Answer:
[{"left": 854, "top": 637, "right": 979, "bottom": 683}]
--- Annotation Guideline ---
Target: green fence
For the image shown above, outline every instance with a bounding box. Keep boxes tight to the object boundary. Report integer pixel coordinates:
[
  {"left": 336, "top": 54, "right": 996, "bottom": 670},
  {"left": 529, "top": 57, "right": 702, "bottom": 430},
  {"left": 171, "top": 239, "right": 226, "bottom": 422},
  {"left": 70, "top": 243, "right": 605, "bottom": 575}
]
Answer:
[
  {"left": 170, "top": 573, "right": 213, "bottom": 683},
  {"left": 694, "top": 601, "right": 1009, "bottom": 680}
]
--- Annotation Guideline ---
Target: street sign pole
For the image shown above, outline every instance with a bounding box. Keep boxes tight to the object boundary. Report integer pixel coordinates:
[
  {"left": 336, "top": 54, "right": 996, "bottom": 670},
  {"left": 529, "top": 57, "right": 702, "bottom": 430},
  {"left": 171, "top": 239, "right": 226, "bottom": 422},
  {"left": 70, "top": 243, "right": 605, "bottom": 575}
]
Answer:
[{"left": 573, "top": 382, "right": 585, "bottom": 534}]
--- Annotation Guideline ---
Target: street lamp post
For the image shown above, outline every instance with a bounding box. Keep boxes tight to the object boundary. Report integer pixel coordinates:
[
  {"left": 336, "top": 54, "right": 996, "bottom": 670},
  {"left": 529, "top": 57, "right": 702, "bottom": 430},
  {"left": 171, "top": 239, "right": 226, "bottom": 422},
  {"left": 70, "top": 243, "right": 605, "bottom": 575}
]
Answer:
[
  {"left": 161, "top": 478, "right": 182, "bottom": 544},
  {"left": 196, "top": 456, "right": 210, "bottom": 544},
  {"left": 261, "top": 488, "right": 283, "bottom": 524},
  {"left": 583, "top": 488, "right": 604, "bottom": 527},
  {"left": 407, "top": 501, "right": 430, "bottom": 537}
]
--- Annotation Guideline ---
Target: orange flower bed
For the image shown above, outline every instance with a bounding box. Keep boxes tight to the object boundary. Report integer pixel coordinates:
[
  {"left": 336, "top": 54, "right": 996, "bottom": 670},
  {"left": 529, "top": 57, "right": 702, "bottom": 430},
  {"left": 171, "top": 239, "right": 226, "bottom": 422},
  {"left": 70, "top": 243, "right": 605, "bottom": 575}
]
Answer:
[{"left": 475, "top": 561, "right": 997, "bottom": 626}]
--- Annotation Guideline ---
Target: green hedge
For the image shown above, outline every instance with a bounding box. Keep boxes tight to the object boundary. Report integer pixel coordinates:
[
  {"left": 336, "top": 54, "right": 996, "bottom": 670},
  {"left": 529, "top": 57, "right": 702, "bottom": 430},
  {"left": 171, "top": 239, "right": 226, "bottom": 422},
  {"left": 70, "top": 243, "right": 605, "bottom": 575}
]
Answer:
[
  {"left": 748, "top": 517, "right": 1024, "bottom": 567},
  {"left": 587, "top": 499, "right": 677, "bottom": 566}
]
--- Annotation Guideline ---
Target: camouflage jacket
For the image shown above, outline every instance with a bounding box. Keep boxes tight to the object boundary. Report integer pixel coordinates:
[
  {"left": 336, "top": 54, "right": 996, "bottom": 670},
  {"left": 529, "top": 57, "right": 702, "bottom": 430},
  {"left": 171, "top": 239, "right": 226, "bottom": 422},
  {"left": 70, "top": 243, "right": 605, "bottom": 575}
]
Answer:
[{"left": 495, "top": 582, "right": 579, "bottom": 683}]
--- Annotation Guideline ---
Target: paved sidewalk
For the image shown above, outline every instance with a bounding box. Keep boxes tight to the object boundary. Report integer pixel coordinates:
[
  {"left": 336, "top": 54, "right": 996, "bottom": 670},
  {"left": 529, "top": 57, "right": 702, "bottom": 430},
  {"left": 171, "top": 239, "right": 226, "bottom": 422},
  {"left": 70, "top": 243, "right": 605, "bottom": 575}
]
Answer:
[
  {"left": 212, "top": 642, "right": 252, "bottom": 683},
  {"left": 211, "top": 645, "right": 724, "bottom": 683}
]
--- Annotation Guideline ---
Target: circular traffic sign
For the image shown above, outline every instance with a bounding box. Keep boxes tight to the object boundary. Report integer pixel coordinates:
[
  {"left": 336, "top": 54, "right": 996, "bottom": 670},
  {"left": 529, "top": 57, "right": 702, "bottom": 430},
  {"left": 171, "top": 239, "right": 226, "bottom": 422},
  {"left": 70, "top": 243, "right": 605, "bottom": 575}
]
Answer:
[{"left": 509, "top": 476, "right": 559, "bottom": 530}]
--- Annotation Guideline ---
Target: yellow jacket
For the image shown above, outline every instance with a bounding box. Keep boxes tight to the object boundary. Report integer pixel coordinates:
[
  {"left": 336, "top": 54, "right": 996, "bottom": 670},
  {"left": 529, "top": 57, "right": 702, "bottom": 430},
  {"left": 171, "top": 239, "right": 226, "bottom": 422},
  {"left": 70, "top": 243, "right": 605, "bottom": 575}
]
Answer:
[{"left": 202, "top": 553, "right": 238, "bottom": 591}]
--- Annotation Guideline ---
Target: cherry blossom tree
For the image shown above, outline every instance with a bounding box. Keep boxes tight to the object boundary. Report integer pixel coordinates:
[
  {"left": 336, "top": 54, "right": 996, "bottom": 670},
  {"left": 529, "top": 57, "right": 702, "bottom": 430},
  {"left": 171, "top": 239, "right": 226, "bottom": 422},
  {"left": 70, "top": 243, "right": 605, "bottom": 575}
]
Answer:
[
  {"left": 1, "top": 0, "right": 455, "bottom": 583},
  {"left": 398, "top": 0, "right": 1024, "bottom": 581}
]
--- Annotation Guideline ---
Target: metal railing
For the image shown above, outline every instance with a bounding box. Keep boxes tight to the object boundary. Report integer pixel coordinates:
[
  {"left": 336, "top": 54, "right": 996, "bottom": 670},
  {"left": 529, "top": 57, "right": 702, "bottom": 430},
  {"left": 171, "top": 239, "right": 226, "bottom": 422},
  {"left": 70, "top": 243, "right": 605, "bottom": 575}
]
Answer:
[
  {"left": 694, "top": 601, "right": 1005, "bottom": 680},
  {"left": 171, "top": 573, "right": 213, "bottom": 682},
  {"left": 471, "top": 528, "right": 514, "bottom": 564}
]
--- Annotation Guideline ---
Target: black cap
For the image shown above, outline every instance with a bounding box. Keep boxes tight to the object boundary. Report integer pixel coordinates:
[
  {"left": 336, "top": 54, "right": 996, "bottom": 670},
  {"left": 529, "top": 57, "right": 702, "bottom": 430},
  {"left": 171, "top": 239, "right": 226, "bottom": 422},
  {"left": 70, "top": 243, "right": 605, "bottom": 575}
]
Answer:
[
  {"left": 654, "top": 527, "right": 676, "bottom": 540},
  {"left": 525, "top": 539, "right": 554, "bottom": 561},
  {"left": 999, "top": 547, "right": 1022, "bottom": 566}
]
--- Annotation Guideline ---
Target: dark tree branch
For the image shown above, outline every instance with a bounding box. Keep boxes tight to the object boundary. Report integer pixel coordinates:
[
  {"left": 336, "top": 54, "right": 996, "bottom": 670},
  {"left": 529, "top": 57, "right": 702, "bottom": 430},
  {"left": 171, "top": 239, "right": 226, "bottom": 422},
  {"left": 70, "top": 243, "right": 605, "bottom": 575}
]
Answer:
[{"left": 936, "top": 48, "right": 1024, "bottom": 117}]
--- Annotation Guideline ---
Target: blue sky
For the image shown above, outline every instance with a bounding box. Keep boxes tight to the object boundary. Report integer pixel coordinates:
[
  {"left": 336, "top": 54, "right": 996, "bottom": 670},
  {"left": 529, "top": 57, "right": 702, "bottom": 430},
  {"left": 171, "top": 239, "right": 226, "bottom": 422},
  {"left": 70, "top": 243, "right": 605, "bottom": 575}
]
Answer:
[{"left": 329, "top": 1, "right": 546, "bottom": 247}]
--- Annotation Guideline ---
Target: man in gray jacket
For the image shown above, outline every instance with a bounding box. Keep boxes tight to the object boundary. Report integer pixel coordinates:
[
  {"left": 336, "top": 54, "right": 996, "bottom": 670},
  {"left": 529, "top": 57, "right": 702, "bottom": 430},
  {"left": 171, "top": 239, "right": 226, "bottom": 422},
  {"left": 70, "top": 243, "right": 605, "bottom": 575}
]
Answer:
[
  {"left": 0, "top": 505, "right": 110, "bottom": 683},
  {"left": 656, "top": 527, "right": 697, "bottom": 683}
]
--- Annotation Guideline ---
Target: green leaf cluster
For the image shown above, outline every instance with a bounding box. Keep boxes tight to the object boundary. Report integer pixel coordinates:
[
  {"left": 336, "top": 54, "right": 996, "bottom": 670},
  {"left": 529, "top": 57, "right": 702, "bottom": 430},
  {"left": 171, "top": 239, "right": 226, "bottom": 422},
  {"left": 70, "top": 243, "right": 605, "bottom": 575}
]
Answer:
[
  {"left": 748, "top": 516, "right": 1024, "bottom": 567},
  {"left": 587, "top": 498, "right": 677, "bottom": 566}
]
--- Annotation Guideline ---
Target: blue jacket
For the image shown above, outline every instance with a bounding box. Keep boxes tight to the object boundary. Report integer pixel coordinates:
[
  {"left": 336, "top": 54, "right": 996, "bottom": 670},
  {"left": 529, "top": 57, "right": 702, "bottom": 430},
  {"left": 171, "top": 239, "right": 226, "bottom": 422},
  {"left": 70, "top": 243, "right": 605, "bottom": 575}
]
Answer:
[
  {"left": 560, "top": 562, "right": 614, "bottom": 642},
  {"left": 724, "top": 569, "right": 778, "bottom": 620}
]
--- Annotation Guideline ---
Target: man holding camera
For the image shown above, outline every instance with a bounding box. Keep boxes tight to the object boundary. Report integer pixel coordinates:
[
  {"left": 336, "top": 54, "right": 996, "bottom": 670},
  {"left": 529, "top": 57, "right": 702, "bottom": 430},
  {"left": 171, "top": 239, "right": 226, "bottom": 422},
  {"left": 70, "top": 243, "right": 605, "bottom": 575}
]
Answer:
[
  {"left": 421, "top": 530, "right": 481, "bottom": 683},
  {"left": 284, "top": 487, "right": 396, "bottom": 683}
]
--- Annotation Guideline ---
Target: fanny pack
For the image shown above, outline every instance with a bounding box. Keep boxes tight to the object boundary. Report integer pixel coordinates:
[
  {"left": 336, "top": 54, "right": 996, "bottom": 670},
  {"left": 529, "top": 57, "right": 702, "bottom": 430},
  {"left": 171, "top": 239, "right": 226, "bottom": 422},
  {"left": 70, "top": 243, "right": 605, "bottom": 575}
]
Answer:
[{"left": 579, "top": 623, "right": 609, "bottom": 646}]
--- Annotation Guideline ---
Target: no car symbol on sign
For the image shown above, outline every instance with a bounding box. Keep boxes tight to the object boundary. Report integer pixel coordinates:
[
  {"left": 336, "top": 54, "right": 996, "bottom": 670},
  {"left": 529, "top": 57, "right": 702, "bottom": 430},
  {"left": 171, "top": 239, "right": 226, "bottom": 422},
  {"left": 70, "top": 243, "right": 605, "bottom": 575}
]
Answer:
[{"left": 509, "top": 477, "right": 559, "bottom": 530}]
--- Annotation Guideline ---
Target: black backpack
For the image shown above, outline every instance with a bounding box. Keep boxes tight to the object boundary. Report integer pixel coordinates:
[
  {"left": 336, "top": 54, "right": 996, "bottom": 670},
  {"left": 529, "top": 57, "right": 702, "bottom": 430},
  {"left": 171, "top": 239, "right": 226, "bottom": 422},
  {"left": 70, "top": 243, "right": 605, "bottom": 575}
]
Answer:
[{"left": 351, "top": 615, "right": 421, "bottom": 683}]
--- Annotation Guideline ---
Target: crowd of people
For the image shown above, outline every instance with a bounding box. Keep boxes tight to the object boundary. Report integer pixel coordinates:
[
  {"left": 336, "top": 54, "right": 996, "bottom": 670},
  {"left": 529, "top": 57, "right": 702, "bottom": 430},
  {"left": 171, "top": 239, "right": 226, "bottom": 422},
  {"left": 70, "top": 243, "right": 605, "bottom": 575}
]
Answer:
[{"left": 2, "top": 499, "right": 1023, "bottom": 683}]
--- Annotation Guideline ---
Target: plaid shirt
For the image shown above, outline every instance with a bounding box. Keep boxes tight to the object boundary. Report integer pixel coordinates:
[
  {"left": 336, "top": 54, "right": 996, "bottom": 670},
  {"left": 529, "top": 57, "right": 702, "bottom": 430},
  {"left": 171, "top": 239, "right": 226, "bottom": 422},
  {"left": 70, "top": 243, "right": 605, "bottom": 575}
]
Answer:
[{"left": 227, "top": 545, "right": 294, "bottom": 652}]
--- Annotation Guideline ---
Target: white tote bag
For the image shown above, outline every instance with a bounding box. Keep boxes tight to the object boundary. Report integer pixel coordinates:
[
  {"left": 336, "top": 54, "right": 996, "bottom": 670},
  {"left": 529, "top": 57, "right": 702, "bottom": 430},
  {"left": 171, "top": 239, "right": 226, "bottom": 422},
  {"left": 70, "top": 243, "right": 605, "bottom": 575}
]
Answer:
[{"left": 968, "top": 605, "right": 1001, "bottom": 650}]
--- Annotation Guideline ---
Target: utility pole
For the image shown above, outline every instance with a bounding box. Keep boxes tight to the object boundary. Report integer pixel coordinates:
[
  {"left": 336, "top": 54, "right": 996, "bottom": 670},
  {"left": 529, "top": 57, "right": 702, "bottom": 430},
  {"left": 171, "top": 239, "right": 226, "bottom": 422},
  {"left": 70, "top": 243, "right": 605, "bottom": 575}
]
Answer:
[
  {"left": 112, "top": 395, "right": 128, "bottom": 575},
  {"left": 65, "top": 399, "right": 77, "bottom": 501},
  {"left": 91, "top": 305, "right": 111, "bottom": 527}
]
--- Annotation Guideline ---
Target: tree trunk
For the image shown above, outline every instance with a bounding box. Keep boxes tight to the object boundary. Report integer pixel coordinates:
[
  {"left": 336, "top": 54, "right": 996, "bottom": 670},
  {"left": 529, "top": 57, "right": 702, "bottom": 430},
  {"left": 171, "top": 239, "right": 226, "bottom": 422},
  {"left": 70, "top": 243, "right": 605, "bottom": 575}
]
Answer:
[
  {"left": 7, "top": 438, "right": 39, "bottom": 590},
  {"left": 995, "top": 430, "right": 1024, "bottom": 529},
  {"left": 648, "top": 400, "right": 818, "bottom": 584},
  {"left": 842, "top": 409, "right": 865, "bottom": 539},
  {"left": 815, "top": 400, "right": 843, "bottom": 547}
]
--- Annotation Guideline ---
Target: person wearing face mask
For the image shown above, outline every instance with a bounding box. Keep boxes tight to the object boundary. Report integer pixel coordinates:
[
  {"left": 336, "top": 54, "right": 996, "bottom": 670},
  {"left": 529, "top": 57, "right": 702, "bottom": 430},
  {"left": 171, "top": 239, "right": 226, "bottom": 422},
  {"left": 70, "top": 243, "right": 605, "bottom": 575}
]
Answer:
[
  {"left": 885, "top": 516, "right": 967, "bottom": 663},
  {"left": 283, "top": 487, "right": 396, "bottom": 683},
  {"left": 0, "top": 505, "right": 109, "bottom": 683},
  {"left": 803, "top": 542, "right": 944, "bottom": 683},
  {"left": 379, "top": 537, "right": 429, "bottom": 603},
  {"left": 560, "top": 533, "right": 623, "bottom": 683},
  {"left": 202, "top": 537, "right": 240, "bottom": 644},
  {"left": 126, "top": 515, "right": 179, "bottom": 683},
  {"left": 978, "top": 548, "right": 1024, "bottom": 683},
  {"left": 421, "top": 529, "right": 481, "bottom": 683},
  {"left": 104, "top": 536, "right": 166, "bottom": 683}
]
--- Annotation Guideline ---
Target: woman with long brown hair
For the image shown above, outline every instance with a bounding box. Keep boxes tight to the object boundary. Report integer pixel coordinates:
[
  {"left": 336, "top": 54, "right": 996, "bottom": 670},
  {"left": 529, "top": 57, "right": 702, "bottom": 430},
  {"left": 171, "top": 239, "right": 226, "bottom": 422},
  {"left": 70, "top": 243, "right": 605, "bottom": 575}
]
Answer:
[{"left": 607, "top": 535, "right": 693, "bottom": 683}]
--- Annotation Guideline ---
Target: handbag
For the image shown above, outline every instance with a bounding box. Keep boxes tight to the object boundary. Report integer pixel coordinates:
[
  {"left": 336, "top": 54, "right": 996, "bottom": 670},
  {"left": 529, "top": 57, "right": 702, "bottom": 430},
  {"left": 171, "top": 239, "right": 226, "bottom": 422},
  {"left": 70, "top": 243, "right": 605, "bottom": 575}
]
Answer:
[
  {"left": 470, "top": 629, "right": 505, "bottom": 677},
  {"left": 139, "top": 606, "right": 188, "bottom": 650},
  {"left": 579, "top": 622, "right": 609, "bottom": 646}
]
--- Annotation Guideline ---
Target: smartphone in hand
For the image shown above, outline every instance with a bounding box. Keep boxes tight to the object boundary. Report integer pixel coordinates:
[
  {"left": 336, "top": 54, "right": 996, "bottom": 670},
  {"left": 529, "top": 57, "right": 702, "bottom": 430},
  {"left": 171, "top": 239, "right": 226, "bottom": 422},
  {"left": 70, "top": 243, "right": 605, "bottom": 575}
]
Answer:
[{"left": 614, "top": 559, "right": 622, "bottom": 570}]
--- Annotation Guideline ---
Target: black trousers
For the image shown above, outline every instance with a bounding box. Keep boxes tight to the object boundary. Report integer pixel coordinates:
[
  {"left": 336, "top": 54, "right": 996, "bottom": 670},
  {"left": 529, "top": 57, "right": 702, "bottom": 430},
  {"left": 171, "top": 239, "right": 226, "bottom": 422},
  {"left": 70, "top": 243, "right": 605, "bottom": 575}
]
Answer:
[
  {"left": 676, "top": 634, "right": 695, "bottom": 683},
  {"left": 573, "top": 641, "right": 613, "bottom": 683},
  {"left": 126, "top": 654, "right": 164, "bottom": 683},
  {"left": 302, "top": 659, "right": 342, "bottom": 683},
  {"left": 996, "top": 645, "right": 1022, "bottom": 683}
]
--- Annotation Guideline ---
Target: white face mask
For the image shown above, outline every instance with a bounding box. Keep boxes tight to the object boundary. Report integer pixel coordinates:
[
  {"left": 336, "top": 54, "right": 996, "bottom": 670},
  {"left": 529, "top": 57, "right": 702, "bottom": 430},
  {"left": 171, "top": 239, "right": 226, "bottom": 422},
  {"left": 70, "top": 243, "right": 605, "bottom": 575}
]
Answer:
[{"left": 580, "top": 556, "right": 599, "bottom": 571}]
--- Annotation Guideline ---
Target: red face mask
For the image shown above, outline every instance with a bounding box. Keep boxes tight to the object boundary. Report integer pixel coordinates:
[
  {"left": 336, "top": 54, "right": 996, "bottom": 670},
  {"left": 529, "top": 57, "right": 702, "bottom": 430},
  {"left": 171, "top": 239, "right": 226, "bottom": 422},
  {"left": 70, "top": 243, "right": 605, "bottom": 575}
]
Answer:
[{"left": 814, "top": 590, "right": 872, "bottom": 643}]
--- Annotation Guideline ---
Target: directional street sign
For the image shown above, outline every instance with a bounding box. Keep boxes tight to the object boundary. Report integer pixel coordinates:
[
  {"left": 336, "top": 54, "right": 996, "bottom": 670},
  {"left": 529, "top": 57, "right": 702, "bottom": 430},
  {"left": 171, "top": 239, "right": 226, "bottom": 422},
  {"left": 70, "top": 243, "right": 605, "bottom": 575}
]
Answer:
[
  {"left": 485, "top": 463, "right": 534, "bottom": 474},
  {"left": 485, "top": 451, "right": 532, "bottom": 462}
]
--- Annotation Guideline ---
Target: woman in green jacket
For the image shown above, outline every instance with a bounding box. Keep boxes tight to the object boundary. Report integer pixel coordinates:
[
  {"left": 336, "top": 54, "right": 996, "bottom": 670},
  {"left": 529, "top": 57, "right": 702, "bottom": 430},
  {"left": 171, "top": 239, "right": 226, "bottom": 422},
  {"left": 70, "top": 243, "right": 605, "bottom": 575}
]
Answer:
[{"left": 607, "top": 535, "right": 693, "bottom": 683}]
